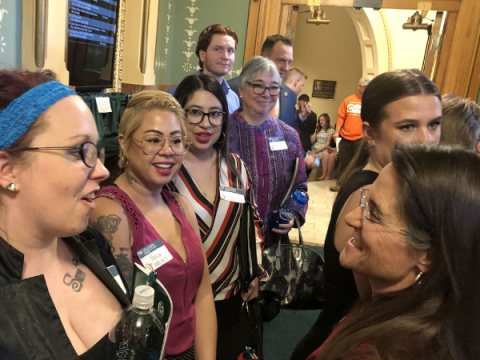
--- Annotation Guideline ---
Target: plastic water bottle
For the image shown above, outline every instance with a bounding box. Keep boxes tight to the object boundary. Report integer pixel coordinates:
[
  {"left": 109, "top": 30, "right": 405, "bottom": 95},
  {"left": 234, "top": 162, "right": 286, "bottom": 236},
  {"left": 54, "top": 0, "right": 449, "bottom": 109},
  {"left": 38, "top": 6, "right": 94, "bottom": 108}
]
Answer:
[
  {"left": 109, "top": 285, "right": 165, "bottom": 360},
  {"left": 268, "top": 191, "right": 308, "bottom": 230}
]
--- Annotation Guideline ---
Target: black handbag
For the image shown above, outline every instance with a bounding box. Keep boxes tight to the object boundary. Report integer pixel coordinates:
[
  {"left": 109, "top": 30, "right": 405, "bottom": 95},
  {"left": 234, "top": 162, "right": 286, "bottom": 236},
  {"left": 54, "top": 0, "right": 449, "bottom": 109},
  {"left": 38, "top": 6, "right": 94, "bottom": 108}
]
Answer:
[{"left": 261, "top": 216, "right": 325, "bottom": 310}]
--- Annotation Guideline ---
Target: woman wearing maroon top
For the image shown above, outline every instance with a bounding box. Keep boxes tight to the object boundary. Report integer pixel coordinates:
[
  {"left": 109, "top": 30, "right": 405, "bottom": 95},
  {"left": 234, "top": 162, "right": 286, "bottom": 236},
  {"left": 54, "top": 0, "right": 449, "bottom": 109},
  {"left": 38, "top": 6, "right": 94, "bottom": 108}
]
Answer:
[{"left": 91, "top": 91, "right": 216, "bottom": 360}]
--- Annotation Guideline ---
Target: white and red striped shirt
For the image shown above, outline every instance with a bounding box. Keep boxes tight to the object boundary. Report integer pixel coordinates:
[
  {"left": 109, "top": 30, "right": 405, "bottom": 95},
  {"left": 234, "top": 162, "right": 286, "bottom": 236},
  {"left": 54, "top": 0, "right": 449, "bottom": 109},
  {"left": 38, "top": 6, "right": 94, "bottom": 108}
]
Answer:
[{"left": 169, "top": 153, "right": 264, "bottom": 300}]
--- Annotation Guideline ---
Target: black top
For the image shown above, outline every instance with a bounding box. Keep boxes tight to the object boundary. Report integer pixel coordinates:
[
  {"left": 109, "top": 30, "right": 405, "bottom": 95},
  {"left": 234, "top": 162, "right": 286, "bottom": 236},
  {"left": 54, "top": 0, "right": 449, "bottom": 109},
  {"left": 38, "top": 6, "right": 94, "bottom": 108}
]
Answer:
[
  {"left": 321, "top": 171, "right": 379, "bottom": 342},
  {"left": 294, "top": 109, "right": 318, "bottom": 153},
  {"left": 0, "top": 225, "right": 131, "bottom": 360}
]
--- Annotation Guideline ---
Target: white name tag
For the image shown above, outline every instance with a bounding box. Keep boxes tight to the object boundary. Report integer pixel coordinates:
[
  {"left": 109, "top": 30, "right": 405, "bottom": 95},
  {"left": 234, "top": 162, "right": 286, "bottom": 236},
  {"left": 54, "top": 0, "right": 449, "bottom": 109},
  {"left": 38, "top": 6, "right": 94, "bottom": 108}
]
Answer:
[
  {"left": 137, "top": 239, "right": 173, "bottom": 272},
  {"left": 95, "top": 97, "right": 112, "bottom": 113},
  {"left": 219, "top": 186, "right": 245, "bottom": 203},
  {"left": 269, "top": 137, "right": 288, "bottom": 151},
  {"left": 107, "top": 265, "right": 127, "bottom": 294}
]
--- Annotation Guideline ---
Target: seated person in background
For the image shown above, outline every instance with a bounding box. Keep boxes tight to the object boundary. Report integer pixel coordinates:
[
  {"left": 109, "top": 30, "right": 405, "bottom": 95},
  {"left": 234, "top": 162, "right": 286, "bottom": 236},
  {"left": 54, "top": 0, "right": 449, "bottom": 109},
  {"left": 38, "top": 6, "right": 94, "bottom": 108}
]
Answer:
[
  {"left": 305, "top": 113, "right": 334, "bottom": 178},
  {"left": 90, "top": 91, "right": 216, "bottom": 360},
  {"left": 319, "top": 142, "right": 338, "bottom": 181},
  {"left": 295, "top": 93, "right": 318, "bottom": 157},
  {"left": 168, "top": 24, "right": 240, "bottom": 114},
  {"left": 309, "top": 144, "right": 480, "bottom": 360},
  {"left": 0, "top": 69, "right": 129, "bottom": 360},
  {"left": 292, "top": 69, "right": 442, "bottom": 360},
  {"left": 440, "top": 94, "right": 480, "bottom": 156},
  {"left": 172, "top": 74, "right": 265, "bottom": 360},
  {"left": 229, "top": 56, "right": 308, "bottom": 248}
]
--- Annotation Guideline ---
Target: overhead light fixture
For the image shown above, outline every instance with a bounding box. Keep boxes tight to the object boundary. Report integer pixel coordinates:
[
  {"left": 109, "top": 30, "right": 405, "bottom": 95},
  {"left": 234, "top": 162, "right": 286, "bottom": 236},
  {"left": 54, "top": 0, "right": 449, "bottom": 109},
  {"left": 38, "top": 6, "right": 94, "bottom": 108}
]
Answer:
[
  {"left": 402, "top": 2, "right": 432, "bottom": 34},
  {"left": 402, "top": 11, "right": 431, "bottom": 32},
  {"left": 306, "top": 0, "right": 330, "bottom": 25}
]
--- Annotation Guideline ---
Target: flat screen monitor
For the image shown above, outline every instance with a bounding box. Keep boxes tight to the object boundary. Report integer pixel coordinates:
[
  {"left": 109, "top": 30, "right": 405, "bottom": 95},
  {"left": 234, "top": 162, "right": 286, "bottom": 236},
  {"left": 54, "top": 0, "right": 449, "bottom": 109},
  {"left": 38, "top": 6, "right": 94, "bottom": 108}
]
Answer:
[{"left": 67, "top": 0, "right": 119, "bottom": 89}]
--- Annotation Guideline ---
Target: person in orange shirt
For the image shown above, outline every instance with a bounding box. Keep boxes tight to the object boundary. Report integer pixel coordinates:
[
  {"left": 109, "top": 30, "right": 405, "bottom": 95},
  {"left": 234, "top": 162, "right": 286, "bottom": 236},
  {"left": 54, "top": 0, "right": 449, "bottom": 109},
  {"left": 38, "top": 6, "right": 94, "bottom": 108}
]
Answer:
[{"left": 330, "top": 77, "right": 371, "bottom": 192}]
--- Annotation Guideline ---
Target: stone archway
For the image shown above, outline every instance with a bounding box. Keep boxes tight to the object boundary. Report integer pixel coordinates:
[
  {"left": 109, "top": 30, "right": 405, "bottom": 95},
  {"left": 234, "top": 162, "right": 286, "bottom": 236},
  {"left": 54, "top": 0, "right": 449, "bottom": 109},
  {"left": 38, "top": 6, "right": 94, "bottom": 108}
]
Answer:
[{"left": 345, "top": 8, "right": 392, "bottom": 79}]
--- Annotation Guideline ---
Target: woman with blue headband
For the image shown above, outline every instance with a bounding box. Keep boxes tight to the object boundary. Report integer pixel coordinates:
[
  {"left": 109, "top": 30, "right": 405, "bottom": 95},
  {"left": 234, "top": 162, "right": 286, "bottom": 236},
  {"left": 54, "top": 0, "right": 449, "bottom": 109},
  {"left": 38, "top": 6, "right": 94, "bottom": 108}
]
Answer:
[{"left": 0, "top": 70, "right": 130, "bottom": 359}]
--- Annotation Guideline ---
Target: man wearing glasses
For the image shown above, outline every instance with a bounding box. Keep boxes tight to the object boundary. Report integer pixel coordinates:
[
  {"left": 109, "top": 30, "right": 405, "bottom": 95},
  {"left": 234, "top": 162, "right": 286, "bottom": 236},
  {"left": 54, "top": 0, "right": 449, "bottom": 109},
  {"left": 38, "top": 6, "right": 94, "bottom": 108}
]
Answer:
[{"left": 229, "top": 35, "right": 297, "bottom": 128}]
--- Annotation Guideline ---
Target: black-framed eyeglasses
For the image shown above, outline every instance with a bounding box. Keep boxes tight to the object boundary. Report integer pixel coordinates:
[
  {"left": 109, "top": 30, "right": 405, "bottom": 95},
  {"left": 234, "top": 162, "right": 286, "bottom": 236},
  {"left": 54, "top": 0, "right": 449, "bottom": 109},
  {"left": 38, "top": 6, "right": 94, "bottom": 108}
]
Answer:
[
  {"left": 185, "top": 109, "right": 227, "bottom": 126},
  {"left": 133, "top": 135, "right": 191, "bottom": 156},
  {"left": 22, "top": 142, "right": 105, "bottom": 168},
  {"left": 245, "top": 81, "right": 281, "bottom": 96}
]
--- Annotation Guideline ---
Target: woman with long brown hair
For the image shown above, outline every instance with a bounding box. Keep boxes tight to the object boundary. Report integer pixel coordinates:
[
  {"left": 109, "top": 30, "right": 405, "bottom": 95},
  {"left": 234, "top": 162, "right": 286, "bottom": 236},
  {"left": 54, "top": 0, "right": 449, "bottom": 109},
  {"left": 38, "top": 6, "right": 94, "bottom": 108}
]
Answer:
[
  {"left": 305, "top": 113, "right": 336, "bottom": 180},
  {"left": 309, "top": 144, "right": 480, "bottom": 360},
  {"left": 171, "top": 74, "right": 265, "bottom": 359},
  {"left": 292, "top": 69, "right": 442, "bottom": 360}
]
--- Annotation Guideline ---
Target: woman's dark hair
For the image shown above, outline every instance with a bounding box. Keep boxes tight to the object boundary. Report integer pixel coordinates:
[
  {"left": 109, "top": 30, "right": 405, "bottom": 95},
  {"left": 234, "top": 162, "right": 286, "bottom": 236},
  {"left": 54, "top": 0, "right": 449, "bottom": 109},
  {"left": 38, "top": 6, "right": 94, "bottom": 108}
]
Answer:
[
  {"left": 173, "top": 74, "right": 241, "bottom": 183},
  {"left": 338, "top": 69, "right": 441, "bottom": 186},
  {"left": 316, "top": 113, "right": 332, "bottom": 132},
  {"left": 440, "top": 94, "right": 480, "bottom": 151},
  {"left": 318, "top": 144, "right": 480, "bottom": 360}
]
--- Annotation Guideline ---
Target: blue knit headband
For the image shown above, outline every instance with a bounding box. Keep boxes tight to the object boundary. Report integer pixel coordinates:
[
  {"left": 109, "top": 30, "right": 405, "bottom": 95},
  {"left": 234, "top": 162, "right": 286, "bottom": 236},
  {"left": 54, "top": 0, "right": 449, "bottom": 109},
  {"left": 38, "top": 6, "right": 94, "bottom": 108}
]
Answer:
[{"left": 0, "top": 81, "right": 77, "bottom": 150}]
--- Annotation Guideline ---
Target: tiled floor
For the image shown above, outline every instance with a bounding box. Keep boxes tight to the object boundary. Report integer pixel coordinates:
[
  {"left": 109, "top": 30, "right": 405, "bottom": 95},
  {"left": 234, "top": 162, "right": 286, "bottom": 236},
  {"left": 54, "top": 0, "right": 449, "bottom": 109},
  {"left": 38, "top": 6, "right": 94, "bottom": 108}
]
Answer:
[{"left": 290, "top": 179, "right": 337, "bottom": 246}]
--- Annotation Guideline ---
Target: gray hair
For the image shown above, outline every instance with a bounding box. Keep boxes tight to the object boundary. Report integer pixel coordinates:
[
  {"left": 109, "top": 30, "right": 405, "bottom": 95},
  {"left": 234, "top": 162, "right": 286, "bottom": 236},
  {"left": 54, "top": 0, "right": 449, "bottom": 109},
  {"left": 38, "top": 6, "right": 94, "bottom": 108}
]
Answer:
[{"left": 239, "top": 56, "right": 282, "bottom": 90}]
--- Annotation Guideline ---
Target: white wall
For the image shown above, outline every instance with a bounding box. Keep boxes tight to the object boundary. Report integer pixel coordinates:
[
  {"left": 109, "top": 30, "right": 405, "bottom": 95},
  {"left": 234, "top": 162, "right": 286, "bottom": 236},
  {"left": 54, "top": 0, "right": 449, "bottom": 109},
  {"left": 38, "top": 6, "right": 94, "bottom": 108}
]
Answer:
[
  {"left": 292, "top": 6, "right": 362, "bottom": 125},
  {"left": 384, "top": 9, "right": 437, "bottom": 71}
]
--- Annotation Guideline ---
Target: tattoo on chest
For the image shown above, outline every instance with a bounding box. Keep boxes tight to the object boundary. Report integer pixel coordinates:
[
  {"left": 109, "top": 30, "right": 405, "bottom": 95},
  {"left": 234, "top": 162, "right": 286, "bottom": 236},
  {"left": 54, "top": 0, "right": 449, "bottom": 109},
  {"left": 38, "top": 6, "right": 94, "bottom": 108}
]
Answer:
[
  {"left": 63, "top": 269, "right": 86, "bottom": 292},
  {"left": 91, "top": 214, "right": 122, "bottom": 253}
]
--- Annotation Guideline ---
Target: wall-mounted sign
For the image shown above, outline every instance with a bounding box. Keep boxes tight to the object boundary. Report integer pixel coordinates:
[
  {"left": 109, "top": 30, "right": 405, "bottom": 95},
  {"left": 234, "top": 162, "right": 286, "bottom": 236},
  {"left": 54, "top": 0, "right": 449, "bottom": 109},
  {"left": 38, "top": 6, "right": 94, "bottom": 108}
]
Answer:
[{"left": 312, "top": 80, "right": 337, "bottom": 100}]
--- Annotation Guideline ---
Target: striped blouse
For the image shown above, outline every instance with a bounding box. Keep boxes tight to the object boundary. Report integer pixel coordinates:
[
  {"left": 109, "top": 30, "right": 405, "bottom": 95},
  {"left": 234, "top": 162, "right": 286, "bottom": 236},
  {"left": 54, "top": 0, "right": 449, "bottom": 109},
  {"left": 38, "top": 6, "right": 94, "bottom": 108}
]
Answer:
[{"left": 169, "top": 153, "right": 265, "bottom": 301}]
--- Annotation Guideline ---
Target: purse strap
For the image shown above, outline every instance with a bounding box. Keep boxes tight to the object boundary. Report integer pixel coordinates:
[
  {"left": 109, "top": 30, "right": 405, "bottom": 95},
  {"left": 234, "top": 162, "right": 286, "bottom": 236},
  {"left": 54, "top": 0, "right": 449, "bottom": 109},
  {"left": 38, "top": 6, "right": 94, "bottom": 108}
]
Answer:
[
  {"left": 294, "top": 215, "right": 304, "bottom": 246},
  {"left": 282, "top": 157, "right": 299, "bottom": 204},
  {"left": 238, "top": 201, "right": 258, "bottom": 292},
  {"left": 274, "top": 215, "right": 306, "bottom": 271}
]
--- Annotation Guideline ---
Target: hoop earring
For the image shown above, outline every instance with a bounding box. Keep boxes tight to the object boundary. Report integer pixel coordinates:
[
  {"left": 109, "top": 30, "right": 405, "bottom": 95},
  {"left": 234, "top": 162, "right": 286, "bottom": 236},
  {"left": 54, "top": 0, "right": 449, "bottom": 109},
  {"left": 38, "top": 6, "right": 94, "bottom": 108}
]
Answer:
[
  {"left": 414, "top": 271, "right": 424, "bottom": 285},
  {"left": 6, "top": 183, "right": 16, "bottom": 192}
]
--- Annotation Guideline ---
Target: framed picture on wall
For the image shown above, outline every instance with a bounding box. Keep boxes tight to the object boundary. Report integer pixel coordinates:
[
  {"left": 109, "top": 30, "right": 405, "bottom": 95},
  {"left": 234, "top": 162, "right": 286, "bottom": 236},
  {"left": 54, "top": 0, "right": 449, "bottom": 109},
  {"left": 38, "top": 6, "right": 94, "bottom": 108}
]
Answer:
[{"left": 312, "top": 80, "right": 337, "bottom": 100}]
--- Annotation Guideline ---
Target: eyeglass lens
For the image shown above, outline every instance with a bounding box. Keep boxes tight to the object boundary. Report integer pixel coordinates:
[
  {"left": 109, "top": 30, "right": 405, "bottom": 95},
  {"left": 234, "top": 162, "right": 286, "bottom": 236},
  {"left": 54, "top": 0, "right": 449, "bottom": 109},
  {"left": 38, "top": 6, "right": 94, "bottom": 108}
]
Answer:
[
  {"left": 141, "top": 135, "right": 189, "bottom": 155},
  {"left": 186, "top": 109, "right": 225, "bottom": 126},
  {"left": 82, "top": 142, "right": 102, "bottom": 168},
  {"left": 249, "top": 83, "right": 281, "bottom": 96},
  {"left": 360, "top": 188, "right": 370, "bottom": 218}
]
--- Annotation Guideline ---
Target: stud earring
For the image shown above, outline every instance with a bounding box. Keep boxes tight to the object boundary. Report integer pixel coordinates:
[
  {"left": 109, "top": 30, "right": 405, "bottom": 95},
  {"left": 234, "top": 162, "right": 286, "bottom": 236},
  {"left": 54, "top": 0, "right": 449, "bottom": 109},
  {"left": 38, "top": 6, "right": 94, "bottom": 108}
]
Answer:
[{"left": 6, "top": 183, "right": 16, "bottom": 192}]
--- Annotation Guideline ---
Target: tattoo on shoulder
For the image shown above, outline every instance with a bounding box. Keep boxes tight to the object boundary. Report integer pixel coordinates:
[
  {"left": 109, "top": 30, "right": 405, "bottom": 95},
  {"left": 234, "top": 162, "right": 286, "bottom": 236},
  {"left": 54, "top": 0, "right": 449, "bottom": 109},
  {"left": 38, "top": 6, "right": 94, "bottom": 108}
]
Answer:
[
  {"left": 72, "top": 258, "right": 79, "bottom": 267},
  {"left": 125, "top": 169, "right": 138, "bottom": 185},
  {"left": 63, "top": 269, "right": 86, "bottom": 293},
  {"left": 91, "top": 214, "right": 122, "bottom": 253},
  {"left": 116, "top": 247, "right": 133, "bottom": 295}
]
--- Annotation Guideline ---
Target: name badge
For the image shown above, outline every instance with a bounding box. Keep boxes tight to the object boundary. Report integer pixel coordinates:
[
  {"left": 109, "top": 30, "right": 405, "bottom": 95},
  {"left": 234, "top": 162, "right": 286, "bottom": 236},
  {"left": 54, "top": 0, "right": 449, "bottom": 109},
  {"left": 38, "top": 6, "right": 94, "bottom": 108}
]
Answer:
[
  {"left": 269, "top": 137, "right": 288, "bottom": 151},
  {"left": 107, "top": 265, "right": 127, "bottom": 294},
  {"left": 220, "top": 186, "right": 245, "bottom": 203},
  {"left": 137, "top": 240, "right": 173, "bottom": 272}
]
